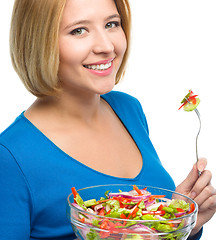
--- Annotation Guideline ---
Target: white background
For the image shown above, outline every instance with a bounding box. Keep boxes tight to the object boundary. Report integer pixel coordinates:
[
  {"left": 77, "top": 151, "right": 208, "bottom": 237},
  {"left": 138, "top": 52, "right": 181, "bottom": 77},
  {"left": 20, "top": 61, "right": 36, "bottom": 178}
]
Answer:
[{"left": 0, "top": 0, "right": 216, "bottom": 238}]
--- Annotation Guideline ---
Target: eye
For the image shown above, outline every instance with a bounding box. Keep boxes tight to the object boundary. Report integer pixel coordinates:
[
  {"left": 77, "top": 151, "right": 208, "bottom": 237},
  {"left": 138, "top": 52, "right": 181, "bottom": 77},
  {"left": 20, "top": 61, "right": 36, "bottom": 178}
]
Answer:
[
  {"left": 70, "top": 28, "right": 87, "bottom": 36},
  {"left": 105, "top": 21, "right": 120, "bottom": 29}
]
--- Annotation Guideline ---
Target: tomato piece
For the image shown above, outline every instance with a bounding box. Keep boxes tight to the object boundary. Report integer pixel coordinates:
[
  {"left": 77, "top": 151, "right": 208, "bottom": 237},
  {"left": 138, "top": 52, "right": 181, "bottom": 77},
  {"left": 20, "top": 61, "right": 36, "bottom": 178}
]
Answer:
[
  {"left": 158, "top": 204, "right": 164, "bottom": 211},
  {"left": 98, "top": 208, "right": 105, "bottom": 216},
  {"left": 120, "top": 213, "right": 127, "bottom": 219},
  {"left": 176, "top": 208, "right": 185, "bottom": 212},
  {"left": 100, "top": 219, "right": 109, "bottom": 229},
  {"left": 80, "top": 218, "right": 85, "bottom": 223}
]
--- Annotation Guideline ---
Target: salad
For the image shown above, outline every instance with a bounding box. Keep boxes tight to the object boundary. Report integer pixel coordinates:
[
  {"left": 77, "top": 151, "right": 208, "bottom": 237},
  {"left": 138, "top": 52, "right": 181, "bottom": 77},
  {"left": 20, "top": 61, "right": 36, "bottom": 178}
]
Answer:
[
  {"left": 178, "top": 90, "right": 200, "bottom": 111},
  {"left": 70, "top": 185, "right": 196, "bottom": 239}
]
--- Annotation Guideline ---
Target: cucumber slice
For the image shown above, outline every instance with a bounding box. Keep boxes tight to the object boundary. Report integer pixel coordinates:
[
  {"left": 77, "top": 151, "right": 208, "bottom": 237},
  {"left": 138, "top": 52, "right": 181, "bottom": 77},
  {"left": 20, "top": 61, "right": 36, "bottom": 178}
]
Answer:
[
  {"left": 84, "top": 199, "right": 97, "bottom": 207},
  {"left": 183, "top": 98, "right": 200, "bottom": 111}
]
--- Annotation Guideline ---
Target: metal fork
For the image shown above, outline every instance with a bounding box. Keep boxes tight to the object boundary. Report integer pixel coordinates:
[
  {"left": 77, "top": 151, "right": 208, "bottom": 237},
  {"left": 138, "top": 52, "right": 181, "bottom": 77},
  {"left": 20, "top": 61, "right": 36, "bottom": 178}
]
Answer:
[
  {"left": 194, "top": 108, "right": 202, "bottom": 176},
  {"left": 185, "top": 98, "right": 201, "bottom": 176}
]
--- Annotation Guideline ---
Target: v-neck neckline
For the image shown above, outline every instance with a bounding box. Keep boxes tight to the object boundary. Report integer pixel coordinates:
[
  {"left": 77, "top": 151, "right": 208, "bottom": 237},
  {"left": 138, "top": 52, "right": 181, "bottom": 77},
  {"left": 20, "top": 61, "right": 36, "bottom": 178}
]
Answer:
[{"left": 21, "top": 92, "right": 144, "bottom": 180}]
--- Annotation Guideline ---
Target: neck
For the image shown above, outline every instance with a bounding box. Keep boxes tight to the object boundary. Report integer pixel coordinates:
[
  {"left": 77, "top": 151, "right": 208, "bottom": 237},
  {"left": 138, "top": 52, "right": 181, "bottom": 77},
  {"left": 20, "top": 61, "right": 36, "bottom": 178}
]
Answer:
[{"left": 29, "top": 89, "right": 106, "bottom": 126}]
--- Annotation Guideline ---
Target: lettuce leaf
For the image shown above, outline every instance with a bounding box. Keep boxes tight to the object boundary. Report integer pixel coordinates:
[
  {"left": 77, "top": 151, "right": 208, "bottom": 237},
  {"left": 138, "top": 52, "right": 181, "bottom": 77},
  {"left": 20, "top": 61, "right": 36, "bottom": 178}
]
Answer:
[{"left": 168, "top": 199, "right": 189, "bottom": 211}]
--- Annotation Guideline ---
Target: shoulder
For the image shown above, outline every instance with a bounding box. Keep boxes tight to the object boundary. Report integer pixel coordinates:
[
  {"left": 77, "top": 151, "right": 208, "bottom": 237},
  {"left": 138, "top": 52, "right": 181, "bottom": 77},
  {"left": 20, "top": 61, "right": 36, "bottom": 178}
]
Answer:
[
  {"left": 102, "top": 91, "right": 149, "bottom": 134},
  {"left": 102, "top": 91, "right": 140, "bottom": 105},
  {"left": 0, "top": 112, "right": 32, "bottom": 150},
  {"left": 102, "top": 91, "right": 143, "bottom": 114},
  {"left": 0, "top": 116, "right": 33, "bottom": 195}
]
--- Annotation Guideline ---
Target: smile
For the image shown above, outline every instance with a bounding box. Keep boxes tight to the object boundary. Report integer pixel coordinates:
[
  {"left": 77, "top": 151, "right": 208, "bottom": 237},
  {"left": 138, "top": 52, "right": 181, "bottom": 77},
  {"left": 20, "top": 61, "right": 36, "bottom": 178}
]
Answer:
[
  {"left": 83, "top": 58, "right": 114, "bottom": 76},
  {"left": 83, "top": 58, "right": 114, "bottom": 71},
  {"left": 84, "top": 62, "right": 112, "bottom": 71}
]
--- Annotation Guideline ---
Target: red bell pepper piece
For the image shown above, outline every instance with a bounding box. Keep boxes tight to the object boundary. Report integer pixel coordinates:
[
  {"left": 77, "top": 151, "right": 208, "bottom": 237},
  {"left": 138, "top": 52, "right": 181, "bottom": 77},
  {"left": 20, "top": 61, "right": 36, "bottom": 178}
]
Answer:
[
  {"left": 187, "top": 203, "right": 195, "bottom": 214},
  {"left": 148, "top": 195, "right": 165, "bottom": 202},
  {"left": 98, "top": 198, "right": 113, "bottom": 203},
  {"left": 71, "top": 187, "right": 78, "bottom": 198},
  {"left": 132, "top": 207, "right": 139, "bottom": 218},
  {"left": 106, "top": 209, "right": 112, "bottom": 215},
  {"left": 133, "top": 185, "right": 142, "bottom": 195},
  {"left": 71, "top": 187, "right": 78, "bottom": 203},
  {"left": 128, "top": 206, "right": 138, "bottom": 219},
  {"left": 178, "top": 102, "right": 187, "bottom": 110},
  {"left": 178, "top": 90, "right": 199, "bottom": 110}
]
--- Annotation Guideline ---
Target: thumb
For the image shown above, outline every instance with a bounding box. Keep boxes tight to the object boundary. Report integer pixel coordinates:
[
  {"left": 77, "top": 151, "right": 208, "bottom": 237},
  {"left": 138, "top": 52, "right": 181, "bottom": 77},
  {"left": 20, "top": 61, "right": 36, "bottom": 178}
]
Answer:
[
  {"left": 176, "top": 158, "right": 207, "bottom": 195},
  {"left": 196, "top": 157, "right": 207, "bottom": 173}
]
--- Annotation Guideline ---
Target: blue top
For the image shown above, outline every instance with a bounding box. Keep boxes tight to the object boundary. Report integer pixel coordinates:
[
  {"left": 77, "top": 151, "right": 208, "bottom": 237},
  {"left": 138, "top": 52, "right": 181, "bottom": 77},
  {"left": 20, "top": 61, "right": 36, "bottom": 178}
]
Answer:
[{"left": 0, "top": 91, "right": 201, "bottom": 240}]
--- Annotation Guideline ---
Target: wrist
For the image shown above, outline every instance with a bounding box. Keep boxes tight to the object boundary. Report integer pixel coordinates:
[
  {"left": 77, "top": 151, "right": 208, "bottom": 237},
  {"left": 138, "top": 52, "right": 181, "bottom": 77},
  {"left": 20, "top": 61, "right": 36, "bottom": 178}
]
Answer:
[
  {"left": 190, "top": 228, "right": 200, "bottom": 237},
  {"left": 188, "top": 227, "right": 203, "bottom": 240}
]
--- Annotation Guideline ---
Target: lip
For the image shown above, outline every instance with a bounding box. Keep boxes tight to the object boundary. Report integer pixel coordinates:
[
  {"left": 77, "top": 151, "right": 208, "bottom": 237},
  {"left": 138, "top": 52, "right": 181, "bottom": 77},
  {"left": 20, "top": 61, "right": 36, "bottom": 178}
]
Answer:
[
  {"left": 84, "top": 59, "right": 114, "bottom": 77},
  {"left": 84, "top": 58, "right": 114, "bottom": 66}
]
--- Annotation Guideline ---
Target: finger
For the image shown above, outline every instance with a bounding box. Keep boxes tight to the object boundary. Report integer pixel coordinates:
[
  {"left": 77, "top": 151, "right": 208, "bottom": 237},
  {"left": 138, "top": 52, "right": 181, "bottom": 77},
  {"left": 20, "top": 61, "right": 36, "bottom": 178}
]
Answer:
[
  {"left": 196, "top": 157, "right": 207, "bottom": 173},
  {"left": 176, "top": 163, "right": 200, "bottom": 194},
  {"left": 190, "top": 170, "right": 212, "bottom": 200},
  {"left": 194, "top": 183, "right": 215, "bottom": 206},
  {"left": 175, "top": 158, "right": 208, "bottom": 196},
  {"left": 199, "top": 193, "right": 216, "bottom": 212}
]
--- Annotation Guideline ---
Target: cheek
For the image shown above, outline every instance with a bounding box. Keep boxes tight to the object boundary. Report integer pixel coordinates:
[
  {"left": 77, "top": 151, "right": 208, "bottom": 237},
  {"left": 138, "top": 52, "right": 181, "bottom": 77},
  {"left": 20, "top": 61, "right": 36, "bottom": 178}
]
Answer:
[
  {"left": 115, "top": 31, "right": 127, "bottom": 60},
  {"left": 59, "top": 38, "right": 89, "bottom": 68}
]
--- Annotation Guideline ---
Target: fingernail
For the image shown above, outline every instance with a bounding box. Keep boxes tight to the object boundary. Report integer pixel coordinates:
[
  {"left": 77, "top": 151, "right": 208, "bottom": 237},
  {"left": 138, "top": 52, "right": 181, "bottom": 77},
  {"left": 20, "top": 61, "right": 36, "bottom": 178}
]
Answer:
[
  {"left": 198, "top": 164, "right": 205, "bottom": 172},
  {"left": 190, "top": 191, "right": 196, "bottom": 199}
]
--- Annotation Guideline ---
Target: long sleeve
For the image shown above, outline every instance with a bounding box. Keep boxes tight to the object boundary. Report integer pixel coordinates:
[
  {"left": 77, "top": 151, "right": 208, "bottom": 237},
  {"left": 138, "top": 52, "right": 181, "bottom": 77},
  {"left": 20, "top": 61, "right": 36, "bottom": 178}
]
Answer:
[{"left": 0, "top": 144, "right": 32, "bottom": 240}]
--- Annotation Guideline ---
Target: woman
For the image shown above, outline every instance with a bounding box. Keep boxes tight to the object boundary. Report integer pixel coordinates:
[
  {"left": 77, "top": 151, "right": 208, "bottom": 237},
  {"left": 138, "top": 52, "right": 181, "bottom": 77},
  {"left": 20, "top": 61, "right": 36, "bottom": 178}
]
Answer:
[{"left": 0, "top": 0, "right": 215, "bottom": 239}]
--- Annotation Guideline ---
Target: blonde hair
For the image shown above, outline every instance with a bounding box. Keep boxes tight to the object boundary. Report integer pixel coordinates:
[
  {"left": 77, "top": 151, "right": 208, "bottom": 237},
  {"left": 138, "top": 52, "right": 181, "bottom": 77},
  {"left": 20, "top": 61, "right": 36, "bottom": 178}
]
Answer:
[
  {"left": 114, "top": 0, "right": 131, "bottom": 84},
  {"left": 10, "top": 0, "right": 131, "bottom": 97}
]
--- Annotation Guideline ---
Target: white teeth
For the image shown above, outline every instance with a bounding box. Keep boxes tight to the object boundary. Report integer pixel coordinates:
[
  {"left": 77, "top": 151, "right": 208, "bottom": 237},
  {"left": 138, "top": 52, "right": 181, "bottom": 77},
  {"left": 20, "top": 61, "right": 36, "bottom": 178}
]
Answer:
[{"left": 85, "top": 62, "right": 112, "bottom": 71}]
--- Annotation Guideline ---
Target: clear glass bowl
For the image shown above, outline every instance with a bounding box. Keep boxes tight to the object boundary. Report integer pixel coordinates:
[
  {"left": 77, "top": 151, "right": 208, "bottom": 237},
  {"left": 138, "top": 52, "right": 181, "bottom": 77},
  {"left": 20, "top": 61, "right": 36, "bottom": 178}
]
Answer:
[{"left": 67, "top": 184, "right": 198, "bottom": 240}]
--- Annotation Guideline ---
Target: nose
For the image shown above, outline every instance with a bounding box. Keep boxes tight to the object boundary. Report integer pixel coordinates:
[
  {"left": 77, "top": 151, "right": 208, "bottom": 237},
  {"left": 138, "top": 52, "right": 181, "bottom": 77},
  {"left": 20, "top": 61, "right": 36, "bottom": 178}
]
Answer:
[{"left": 92, "top": 30, "right": 114, "bottom": 55}]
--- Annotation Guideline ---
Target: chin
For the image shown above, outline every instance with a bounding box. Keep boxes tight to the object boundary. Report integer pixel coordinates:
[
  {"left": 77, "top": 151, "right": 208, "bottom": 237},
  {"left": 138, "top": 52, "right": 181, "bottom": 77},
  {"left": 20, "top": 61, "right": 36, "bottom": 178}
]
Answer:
[{"left": 97, "top": 82, "right": 116, "bottom": 95}]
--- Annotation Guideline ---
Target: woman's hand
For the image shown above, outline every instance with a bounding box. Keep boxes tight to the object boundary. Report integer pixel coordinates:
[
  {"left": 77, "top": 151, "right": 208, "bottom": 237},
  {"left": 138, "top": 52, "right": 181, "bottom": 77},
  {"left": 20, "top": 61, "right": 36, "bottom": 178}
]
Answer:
[{"left": 175, "top": 158, "right": 216, "bottom": 236}]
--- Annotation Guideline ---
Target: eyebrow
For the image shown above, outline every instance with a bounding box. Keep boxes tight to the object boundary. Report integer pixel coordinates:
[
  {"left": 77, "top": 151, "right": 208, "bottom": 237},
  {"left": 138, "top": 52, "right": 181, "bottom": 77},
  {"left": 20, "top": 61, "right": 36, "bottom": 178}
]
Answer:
[
  {"left": 106, "top": 14, "right": 121, "bottom": 21},
  {"left": 64, "top": 14, "right": 121, "bottom": 30}
]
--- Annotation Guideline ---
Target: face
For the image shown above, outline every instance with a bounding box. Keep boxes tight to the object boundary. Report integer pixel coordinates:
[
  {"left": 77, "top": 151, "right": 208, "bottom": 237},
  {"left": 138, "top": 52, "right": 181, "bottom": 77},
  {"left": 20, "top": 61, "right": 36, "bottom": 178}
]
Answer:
[{"left": 58, "top": 0, "right": 127, "bottom": 96}]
